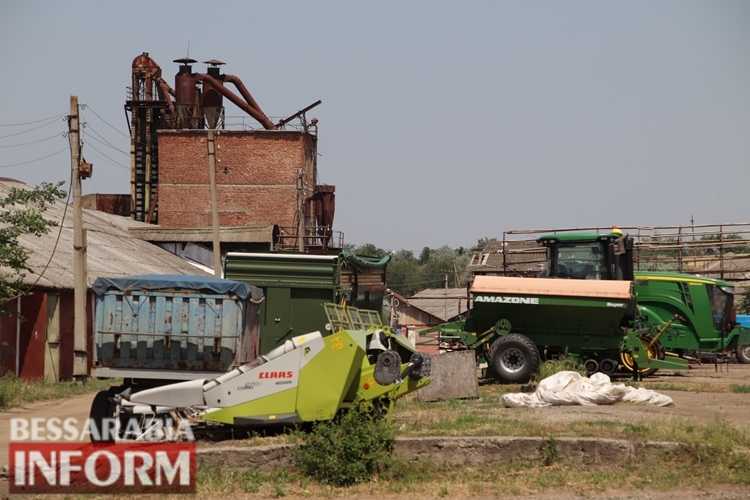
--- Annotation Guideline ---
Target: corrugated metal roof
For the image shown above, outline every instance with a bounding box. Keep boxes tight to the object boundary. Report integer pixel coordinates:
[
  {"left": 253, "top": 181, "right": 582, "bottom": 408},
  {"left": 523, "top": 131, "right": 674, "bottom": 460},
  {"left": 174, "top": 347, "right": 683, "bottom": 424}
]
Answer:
[
  {"left": 407, "top": 287, "right": 469, "bottom": 321},
  {"left": 0, "top": 180, "right": 208, "bottom": 289},
  {"left": 129, "top": 224, "right": 278, "bottom": 243}
]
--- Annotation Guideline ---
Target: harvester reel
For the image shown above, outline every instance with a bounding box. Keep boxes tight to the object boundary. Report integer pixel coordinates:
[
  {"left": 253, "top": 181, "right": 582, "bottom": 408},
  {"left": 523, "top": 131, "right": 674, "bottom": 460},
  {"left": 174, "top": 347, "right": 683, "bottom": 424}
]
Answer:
[{"left": 374, "top": 350, "right": 402, "bottom": 385}]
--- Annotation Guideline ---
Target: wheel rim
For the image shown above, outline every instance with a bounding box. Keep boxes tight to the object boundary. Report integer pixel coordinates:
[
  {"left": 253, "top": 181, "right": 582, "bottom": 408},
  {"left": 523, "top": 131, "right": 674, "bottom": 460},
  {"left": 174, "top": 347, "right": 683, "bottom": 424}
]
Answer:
[
  {"left": 620, "top": 338, "right": 659, "bottom": 373},
  {"left": 500, "top": 347, "right": 526, "bottom": 373},
  {"left": 741, "top": 345, "right": 750, "bottom": 360}
]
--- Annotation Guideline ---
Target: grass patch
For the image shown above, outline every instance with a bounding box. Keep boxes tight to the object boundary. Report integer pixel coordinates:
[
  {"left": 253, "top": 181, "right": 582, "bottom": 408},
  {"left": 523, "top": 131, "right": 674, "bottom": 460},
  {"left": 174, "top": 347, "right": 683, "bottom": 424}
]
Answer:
[
  {"left": 393, "top": 384, "right": 750, "bottom": 449},
  {"left": 637, "top": 381, "right": 727, "bottom": 393},
  {"left": 0, "top": 374, "right": 116, "bottom": 410},
  {"left": 730, "top": 384, "right": 750, "bottom": 394},
  {"left": 638, "top": 382, "right": 697, "bottom": 392},
  {"left": 535, "top": 357, "right": 585, "bottom": 381},
  {"left": 197, "top": 447, "right": 750, "bottom": 496}
]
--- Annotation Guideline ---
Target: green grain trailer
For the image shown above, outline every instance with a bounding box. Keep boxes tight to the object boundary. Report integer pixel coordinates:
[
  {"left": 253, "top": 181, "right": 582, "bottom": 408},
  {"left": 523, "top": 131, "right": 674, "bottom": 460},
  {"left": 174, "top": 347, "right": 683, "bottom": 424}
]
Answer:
[
  {"left": 224, "top": 251, "right": 390, "bottom": 355},
  {"left": 438, "top": 275, "right": 684, "bottom": 383}
]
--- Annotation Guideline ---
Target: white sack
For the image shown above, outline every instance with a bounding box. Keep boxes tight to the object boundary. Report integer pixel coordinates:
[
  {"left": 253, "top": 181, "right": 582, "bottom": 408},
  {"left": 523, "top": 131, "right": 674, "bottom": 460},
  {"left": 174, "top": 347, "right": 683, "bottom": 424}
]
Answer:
[{"left": 501, "top": 371, "right": 673, "bottom": 408}]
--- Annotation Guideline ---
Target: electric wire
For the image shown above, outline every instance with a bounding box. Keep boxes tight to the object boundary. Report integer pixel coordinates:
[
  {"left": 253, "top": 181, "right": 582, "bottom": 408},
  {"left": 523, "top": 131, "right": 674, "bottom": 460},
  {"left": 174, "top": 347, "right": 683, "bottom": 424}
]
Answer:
[
  {"left": 0, "top": 148, "right": 68, "bottom": 168},
  {"left": 0, "top": 132, "right": 67, "bottom": 149},
  {"left": 21, "top": 169, "right": 74, "bottom": 294},
  {"left": 83, "top": 124, "right": 129, "bottom": 156},
  {"left": 0, "top": 113, "right": 64, "bottom": 127},
  {"left": 0, "top": 117, "right": 64, "bottom": 140},
  {"left": 80, "top": 104, "right": 129, "bottom": 138},
  {"left": 84, "top": 141, "right": 129, "bottom": 170}
]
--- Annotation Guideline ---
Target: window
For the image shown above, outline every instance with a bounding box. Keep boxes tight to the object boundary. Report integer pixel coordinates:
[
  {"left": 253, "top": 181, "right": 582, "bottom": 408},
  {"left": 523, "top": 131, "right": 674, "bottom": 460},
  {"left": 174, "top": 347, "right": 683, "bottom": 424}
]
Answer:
[
  {"left": 553, "top": 242, "right": 607, "bottom": 279},
  {"left": 706, "top": 284, "right": 731, "bottom": 330},
  {"left": 480, "top": 253, "right": 490, "bottom": 265}
]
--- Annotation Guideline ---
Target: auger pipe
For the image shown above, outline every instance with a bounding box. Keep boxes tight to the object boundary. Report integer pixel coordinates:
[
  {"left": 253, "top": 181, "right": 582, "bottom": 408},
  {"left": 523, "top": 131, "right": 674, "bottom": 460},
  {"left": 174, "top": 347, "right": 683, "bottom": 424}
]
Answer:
[{"left": 194, "top": 73, "right": 275, "bottom": 130}]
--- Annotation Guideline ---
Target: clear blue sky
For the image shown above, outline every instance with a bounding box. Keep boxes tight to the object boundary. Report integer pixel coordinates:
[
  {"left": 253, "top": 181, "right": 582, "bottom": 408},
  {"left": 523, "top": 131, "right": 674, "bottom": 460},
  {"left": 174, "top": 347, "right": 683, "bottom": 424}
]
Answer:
[{"left": 1, "top": 1, "right": 748, "bottom": 251}]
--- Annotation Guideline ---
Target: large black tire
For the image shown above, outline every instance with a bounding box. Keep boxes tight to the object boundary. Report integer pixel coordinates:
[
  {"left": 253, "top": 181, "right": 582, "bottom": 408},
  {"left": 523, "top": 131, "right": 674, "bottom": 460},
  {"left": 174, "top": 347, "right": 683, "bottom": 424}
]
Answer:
[
  {"left": 489, "top": 334, "right": 540, "bottom": 383},
  {"left": 737, "top": 344, "right": 750, "bottom": 364},
  {"left": 89, "top": 389, "right": 116, "bottom": 443}
]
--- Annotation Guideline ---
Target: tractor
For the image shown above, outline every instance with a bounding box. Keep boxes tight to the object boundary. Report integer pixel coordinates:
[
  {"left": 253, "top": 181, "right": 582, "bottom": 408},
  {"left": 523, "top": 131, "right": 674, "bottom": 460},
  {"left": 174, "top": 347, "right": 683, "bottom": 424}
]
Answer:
[{"left": 537, "top": 229, "right": 750, "bottom": 366}]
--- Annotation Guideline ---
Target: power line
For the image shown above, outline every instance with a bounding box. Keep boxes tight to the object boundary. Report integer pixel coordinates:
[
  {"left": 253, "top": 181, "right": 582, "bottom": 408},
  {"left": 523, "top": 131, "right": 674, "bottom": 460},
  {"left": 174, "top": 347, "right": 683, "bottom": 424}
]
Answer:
[
  {"left": 0, "top": 132, "right": 66, "bottom": 149},
  {"left": 0, "top": 117, "right": 64, "bottom": 140},
  {"left": 83, "top": 124, "right": 129, "bottom": 156},
  {"left": 0, "top": 148, "right": 68, "bottom": 168},
  {"left": 0, "top": 113, "right": 64, "bottom": 127},
  {"left": 84, "top": 141, "right": 129, "bottom": 170},
  {"left": 25, "top": 173, "right": 74, "bottom": 292},
  {"left": 81, "top": 104, "right": 129, "bottom": 138},
  {"left": 2, "top": 173, "right": 74, "bottom": 304}
]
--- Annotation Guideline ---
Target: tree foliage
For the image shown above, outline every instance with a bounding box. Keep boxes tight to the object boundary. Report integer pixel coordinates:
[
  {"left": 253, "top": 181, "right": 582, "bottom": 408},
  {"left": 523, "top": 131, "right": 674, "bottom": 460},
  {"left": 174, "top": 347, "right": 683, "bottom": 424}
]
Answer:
[
  {"left": 0, "top": 182, "right": 66, "bottom": 304},
  {"left": 352, "top": 242, "right": 470, "bottom": 297}
]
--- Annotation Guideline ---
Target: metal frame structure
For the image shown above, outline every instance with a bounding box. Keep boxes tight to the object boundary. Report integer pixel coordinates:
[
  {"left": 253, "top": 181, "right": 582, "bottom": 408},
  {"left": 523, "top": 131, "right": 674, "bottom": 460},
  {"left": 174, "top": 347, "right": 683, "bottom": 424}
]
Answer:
[{"left": 491, "top": 223, "right": 750, "bottom": 293}]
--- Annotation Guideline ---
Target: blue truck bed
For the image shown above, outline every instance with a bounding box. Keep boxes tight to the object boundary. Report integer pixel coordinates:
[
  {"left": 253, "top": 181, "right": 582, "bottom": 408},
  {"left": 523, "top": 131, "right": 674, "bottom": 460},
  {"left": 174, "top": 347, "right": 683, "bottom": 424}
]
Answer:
[{"left": 93, "top": 275, "right": 262, "bottom": 379}]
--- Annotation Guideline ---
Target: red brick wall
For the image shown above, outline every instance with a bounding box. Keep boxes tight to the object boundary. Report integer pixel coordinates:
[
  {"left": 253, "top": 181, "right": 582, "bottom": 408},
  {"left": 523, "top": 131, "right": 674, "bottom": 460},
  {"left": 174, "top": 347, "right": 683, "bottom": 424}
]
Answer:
[{"left": 157, "top": 130, "right": 317, "bottom": 228}]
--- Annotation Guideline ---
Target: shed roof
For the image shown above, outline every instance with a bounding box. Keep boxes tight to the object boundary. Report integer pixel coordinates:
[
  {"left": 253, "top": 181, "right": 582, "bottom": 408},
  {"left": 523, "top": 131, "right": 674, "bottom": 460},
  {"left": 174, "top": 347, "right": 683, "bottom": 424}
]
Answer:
[
  {"left": 0, "top": 180, "right": 208, "bottom": 289},
  {"left": 407, "top": 287, "right": 469, "bottom": 321},
  {"left": 129, "top": 224, "right": 278, "bottom": 243}
]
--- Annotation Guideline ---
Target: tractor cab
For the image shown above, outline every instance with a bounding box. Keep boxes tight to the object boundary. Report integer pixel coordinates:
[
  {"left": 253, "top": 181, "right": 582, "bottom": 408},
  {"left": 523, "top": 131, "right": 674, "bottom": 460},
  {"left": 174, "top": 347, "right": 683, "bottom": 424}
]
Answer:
[{"left": 537, "top": 229, "right": 634, "bottom": 281}]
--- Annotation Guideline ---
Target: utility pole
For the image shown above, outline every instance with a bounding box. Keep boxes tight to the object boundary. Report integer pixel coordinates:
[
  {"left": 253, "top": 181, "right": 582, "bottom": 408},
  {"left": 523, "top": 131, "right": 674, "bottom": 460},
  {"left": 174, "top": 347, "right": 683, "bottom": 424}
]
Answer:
[
  {"left": 207, "top": 128, "right": 222, "bottom": 276},
  {"left": 69, "top": 96, "right": 89, "bottom": 377},
  {"left": 296, "top": 169, "right": 305, "bottom": 253}
]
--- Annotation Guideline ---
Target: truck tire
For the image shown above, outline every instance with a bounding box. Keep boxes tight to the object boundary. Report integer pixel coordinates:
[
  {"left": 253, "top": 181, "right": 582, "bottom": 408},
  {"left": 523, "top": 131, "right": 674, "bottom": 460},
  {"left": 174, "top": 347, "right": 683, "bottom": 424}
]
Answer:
[
  {"left": 489, "top": 334, "right": 540, "bottom": 383},
  {"left": 737, "top": 345, "right": 750, "bottom": 364},
  {"left": 89, "top": 390, "right": 116, "bottom": 443}
]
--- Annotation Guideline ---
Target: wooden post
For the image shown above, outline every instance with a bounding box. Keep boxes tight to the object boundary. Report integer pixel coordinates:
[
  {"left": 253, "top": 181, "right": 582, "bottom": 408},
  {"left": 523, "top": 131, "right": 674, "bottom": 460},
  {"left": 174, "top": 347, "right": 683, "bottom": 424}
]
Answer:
[
  {"left": 207, "top": 129, "right": 222, "bottom": 276},
  {"left": 69, "top": 96, "right": 88, "bottom": 377}
]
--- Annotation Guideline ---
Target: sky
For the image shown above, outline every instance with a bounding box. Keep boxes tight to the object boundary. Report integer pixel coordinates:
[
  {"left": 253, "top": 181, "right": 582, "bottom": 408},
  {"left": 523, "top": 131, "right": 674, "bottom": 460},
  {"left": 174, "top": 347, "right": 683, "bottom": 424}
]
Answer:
[{"left": 0, "top": 1, "right": 748, "bottom": 251}]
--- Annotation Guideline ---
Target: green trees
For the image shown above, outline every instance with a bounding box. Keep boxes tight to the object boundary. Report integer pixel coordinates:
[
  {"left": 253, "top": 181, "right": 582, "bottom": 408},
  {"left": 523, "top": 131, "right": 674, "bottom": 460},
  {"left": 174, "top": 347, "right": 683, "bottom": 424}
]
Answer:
[
  {"left": 0, "top": 182, "right": 66, "bottom": 305},
  {"left": 352, "top": 243, "right": 470, "bottom": 296}
]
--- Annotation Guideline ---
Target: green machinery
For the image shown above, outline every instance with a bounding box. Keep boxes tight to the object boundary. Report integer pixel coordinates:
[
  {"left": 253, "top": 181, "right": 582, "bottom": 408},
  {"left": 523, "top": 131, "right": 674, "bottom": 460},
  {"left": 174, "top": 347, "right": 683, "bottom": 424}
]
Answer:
[
  {"left": 537, "top": 230, "right": 750, "bottom": 365},
  {"left": 107, "top": 304, "right": 430, "bottom": 435},
  {"left": 224, "top": 250, "right": 391, "bottom": 355},
  {"left": 432, "top": 275, "right": 684, "bottom": 383}
]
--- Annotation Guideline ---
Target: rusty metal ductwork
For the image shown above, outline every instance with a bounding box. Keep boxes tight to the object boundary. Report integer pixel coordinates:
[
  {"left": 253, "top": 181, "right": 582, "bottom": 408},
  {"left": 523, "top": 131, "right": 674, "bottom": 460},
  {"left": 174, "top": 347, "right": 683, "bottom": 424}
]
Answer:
[
  {"left": 193, "top": 73, "right": 275, "bottom": 130},
  {"left": 131, "top": 52, "right": 175, "bottom": 114}
]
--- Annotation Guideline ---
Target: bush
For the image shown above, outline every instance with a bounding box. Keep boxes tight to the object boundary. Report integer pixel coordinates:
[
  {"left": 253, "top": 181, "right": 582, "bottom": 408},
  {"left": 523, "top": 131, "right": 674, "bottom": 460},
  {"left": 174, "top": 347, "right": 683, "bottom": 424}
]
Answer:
[
  {"left": 536, "top": 357, "right": 585, "bottom": 381},
  {"left": 294, "top": 406, "right": 395, "bottom": 486},
  {"left": 0, "top": 373, "right": 23, "bottom": 408}
]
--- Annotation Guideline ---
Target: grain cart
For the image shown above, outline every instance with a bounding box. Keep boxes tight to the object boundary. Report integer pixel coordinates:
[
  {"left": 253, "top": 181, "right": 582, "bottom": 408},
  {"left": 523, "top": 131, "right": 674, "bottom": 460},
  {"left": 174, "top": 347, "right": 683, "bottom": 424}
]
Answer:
[
  {"left": 536, "top": 230, "right": 750, "bottom": 365},
  {"left": 434, "top": 275, "right": 685, "bottom": 383}
]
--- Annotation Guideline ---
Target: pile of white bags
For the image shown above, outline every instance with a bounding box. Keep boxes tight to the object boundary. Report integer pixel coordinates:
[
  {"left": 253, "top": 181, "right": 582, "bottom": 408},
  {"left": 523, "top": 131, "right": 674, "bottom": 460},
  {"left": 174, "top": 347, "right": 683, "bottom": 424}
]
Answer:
[{"left": 501, "top": 371, "right": 673, "bottom": 408}]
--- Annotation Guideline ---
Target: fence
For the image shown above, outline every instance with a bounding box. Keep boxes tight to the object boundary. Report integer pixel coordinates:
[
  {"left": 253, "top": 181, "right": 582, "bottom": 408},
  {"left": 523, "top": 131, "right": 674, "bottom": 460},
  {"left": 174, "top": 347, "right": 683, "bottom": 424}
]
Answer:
[{"left": 490, "top": 223, "right": 750, "bottom": 295}]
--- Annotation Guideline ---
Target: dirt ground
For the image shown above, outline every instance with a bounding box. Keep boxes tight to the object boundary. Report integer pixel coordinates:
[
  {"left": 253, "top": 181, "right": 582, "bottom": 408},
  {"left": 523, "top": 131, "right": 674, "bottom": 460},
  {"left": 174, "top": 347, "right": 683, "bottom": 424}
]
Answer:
[
  {"left": 509, "top": 364, "right": 750, "bottom": 427},
  {"left": 0, "top": 364, "right": 748, "bottom": 498}
]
